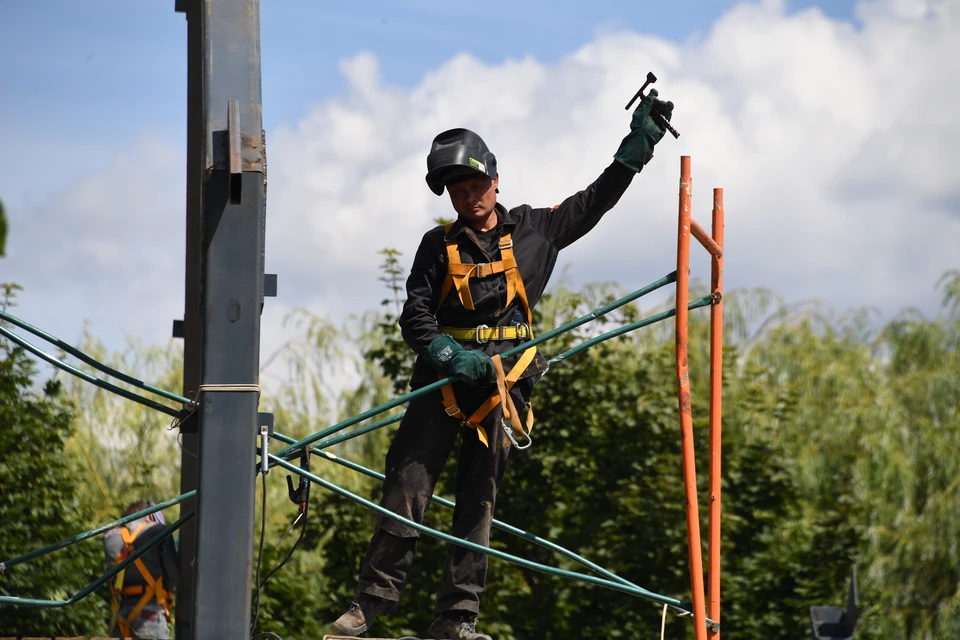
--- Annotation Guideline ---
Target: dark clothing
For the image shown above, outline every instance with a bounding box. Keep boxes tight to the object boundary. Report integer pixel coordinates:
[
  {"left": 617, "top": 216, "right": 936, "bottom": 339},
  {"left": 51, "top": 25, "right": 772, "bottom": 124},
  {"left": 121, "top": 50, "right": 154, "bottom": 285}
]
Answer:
[
  {"left": 358, "top": 160, "right": 635, "bottom": 614},
  {"left": 401, "top": 160, "right": 635, "bottom": 388}
]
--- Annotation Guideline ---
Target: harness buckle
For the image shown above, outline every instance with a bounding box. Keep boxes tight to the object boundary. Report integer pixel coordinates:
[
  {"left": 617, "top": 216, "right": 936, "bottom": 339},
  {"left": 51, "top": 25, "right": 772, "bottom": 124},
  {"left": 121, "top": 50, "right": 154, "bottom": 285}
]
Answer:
[
  {"left": 514, "top": 322, "right": 531, "bottom": 340},
  {"left": 474, "top": 263, "right": 489, "bottom": 278},
  {"left": 475, "top": 324, "right": 491, "bottom": 344},
  {"left": 499, "top": 237, "right": 514, "bottom": 250},
  {"left": 502, "top": 420, "right": 533, "bottom": 450},
  {"left": 444, "top": 403, "right": 462, "bottom": 417}
]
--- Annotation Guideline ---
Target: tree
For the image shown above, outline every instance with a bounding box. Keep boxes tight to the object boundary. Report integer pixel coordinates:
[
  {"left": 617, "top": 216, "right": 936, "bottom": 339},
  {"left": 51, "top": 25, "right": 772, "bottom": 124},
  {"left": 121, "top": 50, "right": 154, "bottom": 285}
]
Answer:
[{"left": 0, "top": 286, "right": 110, "bottom": 636}]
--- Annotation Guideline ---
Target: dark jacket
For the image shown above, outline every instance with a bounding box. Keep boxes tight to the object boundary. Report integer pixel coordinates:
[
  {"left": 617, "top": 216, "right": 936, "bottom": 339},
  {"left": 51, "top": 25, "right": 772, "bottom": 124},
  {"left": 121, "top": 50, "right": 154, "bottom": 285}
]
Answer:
[
  {"left": 103, "top": 517, "right": 180, "bottom": 602},
  {"left": 400, "top": 160, "right": 636, "bottom": 390}
]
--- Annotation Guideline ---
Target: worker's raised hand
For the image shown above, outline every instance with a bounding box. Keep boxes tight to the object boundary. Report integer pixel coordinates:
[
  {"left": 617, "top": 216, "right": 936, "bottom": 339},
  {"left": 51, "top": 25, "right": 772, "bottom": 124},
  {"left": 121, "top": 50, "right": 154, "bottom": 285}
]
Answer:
[
  {"left": 614, "top": 89, "right": 675, "bottom": 171},
  {"left": 426, "top": 334, "right": 496, "bottom": 386}
]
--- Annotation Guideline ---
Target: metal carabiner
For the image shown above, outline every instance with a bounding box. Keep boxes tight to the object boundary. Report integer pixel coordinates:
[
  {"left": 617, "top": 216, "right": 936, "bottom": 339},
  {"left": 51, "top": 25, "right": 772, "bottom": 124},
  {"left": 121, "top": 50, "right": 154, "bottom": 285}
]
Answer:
[
  {"left": 502, "top": 420, "right": 533, "bottom": 450},
  {"left": 475, "top": 324, "right": 491, "bottom": 344}
]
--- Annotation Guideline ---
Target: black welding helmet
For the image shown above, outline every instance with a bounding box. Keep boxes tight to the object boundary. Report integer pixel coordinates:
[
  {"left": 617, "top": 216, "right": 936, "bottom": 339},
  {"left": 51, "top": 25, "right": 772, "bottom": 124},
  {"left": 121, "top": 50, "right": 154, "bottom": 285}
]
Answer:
[{"left": 425, "top": 128, "right": 498, "bottom": 196}]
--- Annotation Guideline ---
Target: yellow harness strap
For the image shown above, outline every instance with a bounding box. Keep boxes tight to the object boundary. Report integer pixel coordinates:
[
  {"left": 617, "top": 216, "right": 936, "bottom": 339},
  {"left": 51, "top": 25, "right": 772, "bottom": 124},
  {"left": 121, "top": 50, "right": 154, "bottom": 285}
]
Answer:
[
  {"left": 111, "top": 521, "right": 171, "bottom": 635},
  {"left": 440, "top": 347, "right": 537, "bottom": 448},
  {"left": 436, "top": 224, "right": 537, "bottom": 449},
  {"left": 439, "top": 228, "right": 533, "bottom": 326}
]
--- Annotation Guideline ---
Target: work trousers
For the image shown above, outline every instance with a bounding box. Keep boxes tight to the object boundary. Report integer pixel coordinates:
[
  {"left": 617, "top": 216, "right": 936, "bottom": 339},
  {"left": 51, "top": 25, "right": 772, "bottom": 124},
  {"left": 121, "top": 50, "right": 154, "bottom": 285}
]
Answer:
[{"left": 357, "top": 381, "right": 531, "bottom": 614}]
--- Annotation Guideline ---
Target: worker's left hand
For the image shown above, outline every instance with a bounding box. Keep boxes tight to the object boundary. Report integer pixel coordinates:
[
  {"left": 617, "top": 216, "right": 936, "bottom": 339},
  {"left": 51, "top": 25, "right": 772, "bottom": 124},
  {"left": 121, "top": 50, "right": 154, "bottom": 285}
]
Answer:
[{"left": 614, "top": 89, "right": 674, "bottom": 171}]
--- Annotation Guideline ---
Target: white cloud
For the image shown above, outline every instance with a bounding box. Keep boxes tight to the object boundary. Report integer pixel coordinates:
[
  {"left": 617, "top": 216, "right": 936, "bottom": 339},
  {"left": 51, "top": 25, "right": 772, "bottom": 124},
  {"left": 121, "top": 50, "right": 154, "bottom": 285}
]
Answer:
[{"left": 4, "top": 0, "right": 958, "bottom": 378}]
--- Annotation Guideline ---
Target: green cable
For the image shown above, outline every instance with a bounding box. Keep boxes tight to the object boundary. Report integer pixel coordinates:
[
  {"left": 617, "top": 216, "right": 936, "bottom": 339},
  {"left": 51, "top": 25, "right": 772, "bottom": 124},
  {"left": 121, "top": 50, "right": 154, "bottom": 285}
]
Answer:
[
  {"left": 272, "top": 455, "right": 718, "bottom": 630},
  {"left": 0, "top": 309, "right": 191, "bottom": 406},
  {"left": 0, "top": 325, "right": 182, "bottom": 417},
  {"left": 0, "top": 510, "right": 194, "bottom": 608},
  {"left": 274, "top": 295, "right": 713, "bottom": 457},
  {"left": 273, "top": 437, "right": 694, "bottom": 619},
  {"left": 1, "top": 491, "right": 196, "bottom": 571},
  {"left": 273, "top": 272, "right": 678, "bottom": 459}
]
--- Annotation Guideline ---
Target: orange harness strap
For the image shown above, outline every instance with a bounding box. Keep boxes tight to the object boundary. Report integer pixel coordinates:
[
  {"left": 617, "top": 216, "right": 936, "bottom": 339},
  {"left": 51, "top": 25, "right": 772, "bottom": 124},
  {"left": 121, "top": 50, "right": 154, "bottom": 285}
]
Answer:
[
  {"left": 440, "top": 347, "right": 537, "bottom": 448},
  {"left": 439, "top": 228, "right": 533, "bottom": 327},
  {"left": 436, "top": 224, "right": 536, "bottom": 448},
  {"left": 111, "top": 522, "right": 171, "bottom": 634}
]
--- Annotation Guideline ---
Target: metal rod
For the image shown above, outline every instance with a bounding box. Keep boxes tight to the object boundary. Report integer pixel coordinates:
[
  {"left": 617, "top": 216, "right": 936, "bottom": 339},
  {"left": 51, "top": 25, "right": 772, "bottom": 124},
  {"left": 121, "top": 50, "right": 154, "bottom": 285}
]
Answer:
[
  {"left": 707, "top": 187, "right": 725, "bottom": 638},
  {"left": 0, "top": 511, "right": 194, "bottom": 608},
  {"left": 0, "top": 310, "right": 190, "bottom": 405},
  {"left": 676, "top": 155, "right": 709, "bottom": 640},
  {"left": 1, "top": 492, "right": 195, "bottom": 571},
  {"left": 0, "top": 325, "right": 180, "bottom": 416},
  {"left": 274, "top": 296, "right": 713, "bottom": 459},
  {"left": 270, "top": 454, "right": 718, "bottom": 629},
  {"left": 691, "top": 219, "right": 722, "bottom": 258},
  {"left": 273, "top": 272, "right": 679, "bottom": 459}
]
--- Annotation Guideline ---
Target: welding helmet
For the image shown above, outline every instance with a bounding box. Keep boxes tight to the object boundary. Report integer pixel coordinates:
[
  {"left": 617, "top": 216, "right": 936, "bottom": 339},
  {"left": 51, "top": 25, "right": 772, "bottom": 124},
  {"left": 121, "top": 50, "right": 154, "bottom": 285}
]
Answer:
[{"left": 425, "top": 128, "right": 498, "bottom": 196}]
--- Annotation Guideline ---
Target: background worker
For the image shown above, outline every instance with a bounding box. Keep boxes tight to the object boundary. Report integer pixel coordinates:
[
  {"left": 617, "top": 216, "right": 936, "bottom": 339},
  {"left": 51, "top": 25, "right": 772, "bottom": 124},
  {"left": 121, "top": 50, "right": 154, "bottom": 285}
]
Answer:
[
  {"left": 103, "top": 500, "right": 179, "bottom": 639},
  {"left": 333, "top": 88, "right": 674, "bottom": 640}
]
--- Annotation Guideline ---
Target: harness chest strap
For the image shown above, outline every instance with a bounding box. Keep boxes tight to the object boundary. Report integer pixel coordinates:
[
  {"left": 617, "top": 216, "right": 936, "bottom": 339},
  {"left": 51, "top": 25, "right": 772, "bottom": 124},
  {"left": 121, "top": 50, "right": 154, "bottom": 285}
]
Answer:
[{"left": 438, "top": 229, "right": 533, "bottom": 327}]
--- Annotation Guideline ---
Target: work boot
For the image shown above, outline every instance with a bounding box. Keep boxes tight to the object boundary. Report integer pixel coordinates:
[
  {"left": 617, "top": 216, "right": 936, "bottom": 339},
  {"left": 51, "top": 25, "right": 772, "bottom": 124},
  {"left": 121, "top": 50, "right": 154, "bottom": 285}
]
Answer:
[
  {"left": 331, "top": 593, "right": 393, "bottom": 636},
  {"left": 427, "top": 611, "right": 492, "bottom": 640}
]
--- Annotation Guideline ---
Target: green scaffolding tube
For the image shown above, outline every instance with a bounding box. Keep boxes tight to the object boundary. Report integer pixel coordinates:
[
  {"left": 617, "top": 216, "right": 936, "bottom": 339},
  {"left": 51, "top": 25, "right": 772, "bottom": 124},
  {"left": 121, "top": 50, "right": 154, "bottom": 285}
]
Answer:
[
  {"left": 0, "top": 309, "right": 191, "bottom": 406},
  {"left": 0, "top": 324, "right": 182, "bottom": 417},
  {"left": 267, "top": 295, "right": 716, "bottom": 623},
  {"left": 273, "top": 438, "right": 694, "bottom": 619},
  {"left": 0, "top": 491, "right": 196, "bottom": 572},
  {"left": 0, "top": 510, "right": 194, "bottom": 608},
  {"left": 273, "top": 271, "right": 679, "bottom": 460},
  {"left": 271, "top": 455, "right": 718, "bottom": 631},
  {"left": 274, "top": 295, "right": 713, "bottom": 457}
]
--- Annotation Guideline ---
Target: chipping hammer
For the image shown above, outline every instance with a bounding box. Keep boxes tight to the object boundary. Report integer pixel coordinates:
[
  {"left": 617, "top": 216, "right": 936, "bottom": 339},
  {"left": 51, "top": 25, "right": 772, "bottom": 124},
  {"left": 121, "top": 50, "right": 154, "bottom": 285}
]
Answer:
[{"left": 625, "top": 71, "right": 680, "bottom": 139}]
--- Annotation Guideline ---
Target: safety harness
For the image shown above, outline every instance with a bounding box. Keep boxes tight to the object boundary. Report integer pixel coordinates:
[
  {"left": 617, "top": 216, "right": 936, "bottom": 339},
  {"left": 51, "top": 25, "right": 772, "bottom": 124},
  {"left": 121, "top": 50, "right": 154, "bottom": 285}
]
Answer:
[
  {"left": 437, "top": 225, "right": 537, "bottom": 449},
  {"left": 110, "top": 522, "right": 171, "bottom": 638}
]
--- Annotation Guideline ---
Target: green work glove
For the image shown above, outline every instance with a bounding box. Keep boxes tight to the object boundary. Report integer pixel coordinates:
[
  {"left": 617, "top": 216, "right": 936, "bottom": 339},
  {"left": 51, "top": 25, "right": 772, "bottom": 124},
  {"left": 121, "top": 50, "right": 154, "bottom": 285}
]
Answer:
[
  {"left": 426, "top": 334, "right": 496, "bottom": 386},
  {"left": 614, "top": 88, "right": 675, "bottom": 171}
]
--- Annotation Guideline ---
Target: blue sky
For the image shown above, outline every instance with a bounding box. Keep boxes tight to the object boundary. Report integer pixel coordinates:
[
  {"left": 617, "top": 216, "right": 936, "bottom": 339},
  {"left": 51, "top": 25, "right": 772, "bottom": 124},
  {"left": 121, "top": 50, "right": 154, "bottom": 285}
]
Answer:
[
  {"left": 1, "top": 0, "right": 956, "bottom": 370},
  {"left": 1, "top": 0, "right": 856, "bottom": 208}
]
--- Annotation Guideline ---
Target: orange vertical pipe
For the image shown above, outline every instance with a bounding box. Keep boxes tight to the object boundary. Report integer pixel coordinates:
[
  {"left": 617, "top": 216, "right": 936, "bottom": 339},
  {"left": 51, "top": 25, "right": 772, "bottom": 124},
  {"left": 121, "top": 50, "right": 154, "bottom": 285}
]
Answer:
[
  {"left": 707, "top": 188, "right": 724, "bottom": 638},
  {"left": 676, "top": 156, "right": 708, "bottom": 640}
]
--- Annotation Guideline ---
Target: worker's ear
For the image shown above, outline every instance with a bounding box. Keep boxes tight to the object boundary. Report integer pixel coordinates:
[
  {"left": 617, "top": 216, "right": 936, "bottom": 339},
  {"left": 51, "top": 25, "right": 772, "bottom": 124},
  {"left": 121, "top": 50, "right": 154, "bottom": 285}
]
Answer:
[{"left": 494, "top": 173, "right": 499, "bottom": 194}]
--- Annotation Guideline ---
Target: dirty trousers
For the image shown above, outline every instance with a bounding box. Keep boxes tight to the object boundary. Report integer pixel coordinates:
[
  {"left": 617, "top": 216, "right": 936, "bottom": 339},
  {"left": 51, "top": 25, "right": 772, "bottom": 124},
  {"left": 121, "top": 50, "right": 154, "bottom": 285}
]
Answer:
[{"left": 357, "top": 383, "right": 528, "bottom": 614}]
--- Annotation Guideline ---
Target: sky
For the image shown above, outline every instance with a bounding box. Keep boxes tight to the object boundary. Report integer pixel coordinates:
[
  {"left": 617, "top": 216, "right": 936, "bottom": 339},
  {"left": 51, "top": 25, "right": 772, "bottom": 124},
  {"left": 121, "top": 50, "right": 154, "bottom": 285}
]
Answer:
[{"left": 1, "top": 0, "right": 957, "bottom": 384}]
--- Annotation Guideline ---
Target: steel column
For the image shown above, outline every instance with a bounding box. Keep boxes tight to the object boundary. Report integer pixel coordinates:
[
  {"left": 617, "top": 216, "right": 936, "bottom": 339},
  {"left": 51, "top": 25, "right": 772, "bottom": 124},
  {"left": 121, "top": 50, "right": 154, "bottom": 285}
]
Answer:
[
  {"left": 191, "top": 1, "right": 265, "bottom": 637},
  {"left": 175, "top": 1, "right": 203, "bottom": 637}
]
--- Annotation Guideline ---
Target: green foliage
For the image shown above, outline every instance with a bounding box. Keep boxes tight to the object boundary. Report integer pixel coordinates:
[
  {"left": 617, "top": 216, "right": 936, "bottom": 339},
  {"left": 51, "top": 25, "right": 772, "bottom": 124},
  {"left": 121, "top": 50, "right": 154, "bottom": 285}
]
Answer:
[
  {"left": 0, "top": 291, "right": 109, "bottom": 636},
  {"left": 4, "top": 254, "right": 958, "bottom": 639}
]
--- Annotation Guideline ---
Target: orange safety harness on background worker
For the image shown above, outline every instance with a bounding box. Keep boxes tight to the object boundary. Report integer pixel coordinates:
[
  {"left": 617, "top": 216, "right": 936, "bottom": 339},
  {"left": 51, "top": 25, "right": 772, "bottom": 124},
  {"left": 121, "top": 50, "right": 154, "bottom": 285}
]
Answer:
[
  {"left": 110, "top": 522, "right": 171, "bottom": 638},
  {"left": 436, "top": 225, "right": 536, "bottom": 449}
]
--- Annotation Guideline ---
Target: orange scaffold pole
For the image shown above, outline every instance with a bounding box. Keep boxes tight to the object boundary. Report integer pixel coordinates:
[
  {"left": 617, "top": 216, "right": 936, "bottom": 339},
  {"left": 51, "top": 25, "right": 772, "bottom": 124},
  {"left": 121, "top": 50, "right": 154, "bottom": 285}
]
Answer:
[
  {"left": 708, "top": 188, "right": 724, "bottom": 638},
  {"left": 675, "top": 155, "right": 709, "bottom": 640}
]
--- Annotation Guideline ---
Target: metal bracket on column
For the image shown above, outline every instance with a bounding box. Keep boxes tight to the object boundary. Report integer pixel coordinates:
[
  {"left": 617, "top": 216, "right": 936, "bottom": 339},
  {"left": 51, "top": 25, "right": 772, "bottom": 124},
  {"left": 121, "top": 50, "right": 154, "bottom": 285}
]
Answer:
[
  {"left": 172, "top": 319, "right": 186, "bottom": 339},
  {"left": 228, "top": 99, "right": 242, "bottom": 203},
  {"left": 264, "top": 274, "right": 277, "bottom": 297}
]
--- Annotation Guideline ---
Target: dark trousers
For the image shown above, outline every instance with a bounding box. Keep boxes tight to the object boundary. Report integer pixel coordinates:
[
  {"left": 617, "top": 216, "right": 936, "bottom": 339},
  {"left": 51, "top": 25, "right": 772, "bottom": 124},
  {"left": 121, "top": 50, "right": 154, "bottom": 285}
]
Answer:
[{"left": 357, "top": 382, "right": 529, "bottom": 614}]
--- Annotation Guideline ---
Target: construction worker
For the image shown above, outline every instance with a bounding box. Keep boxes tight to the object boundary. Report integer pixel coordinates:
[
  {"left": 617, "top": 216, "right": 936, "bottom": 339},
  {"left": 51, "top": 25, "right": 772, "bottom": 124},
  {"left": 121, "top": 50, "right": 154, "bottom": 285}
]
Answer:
[
  {"left": 333, "top": 89, "right": 674, "bottom": 640},
  {"left": 103, "top": 500, "right": 179, "bottom": 639}
]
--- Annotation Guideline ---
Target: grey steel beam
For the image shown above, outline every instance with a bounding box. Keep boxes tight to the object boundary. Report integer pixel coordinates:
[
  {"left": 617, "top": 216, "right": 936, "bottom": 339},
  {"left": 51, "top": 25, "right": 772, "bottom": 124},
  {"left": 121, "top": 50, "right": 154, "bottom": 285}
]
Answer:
[
  {"left": 191, "top": 1, "right": 266, "bottom": 638},
  {"left": 174, "top": 0, "right": 203, "bottom": 638}
]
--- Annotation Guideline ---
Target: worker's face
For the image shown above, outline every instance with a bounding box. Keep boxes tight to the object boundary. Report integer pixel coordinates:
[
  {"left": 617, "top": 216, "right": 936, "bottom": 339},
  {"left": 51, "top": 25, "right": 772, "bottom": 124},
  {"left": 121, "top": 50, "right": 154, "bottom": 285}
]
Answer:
[{"left": 447, "top": 174, "right": 499, "bottom": 230}]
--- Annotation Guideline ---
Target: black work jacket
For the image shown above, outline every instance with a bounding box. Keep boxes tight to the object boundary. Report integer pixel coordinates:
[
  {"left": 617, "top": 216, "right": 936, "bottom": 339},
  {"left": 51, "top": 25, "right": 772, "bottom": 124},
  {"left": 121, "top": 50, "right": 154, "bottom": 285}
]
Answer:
[{"left": 401, "top": 160, "right": 636, "bottom": 389}]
